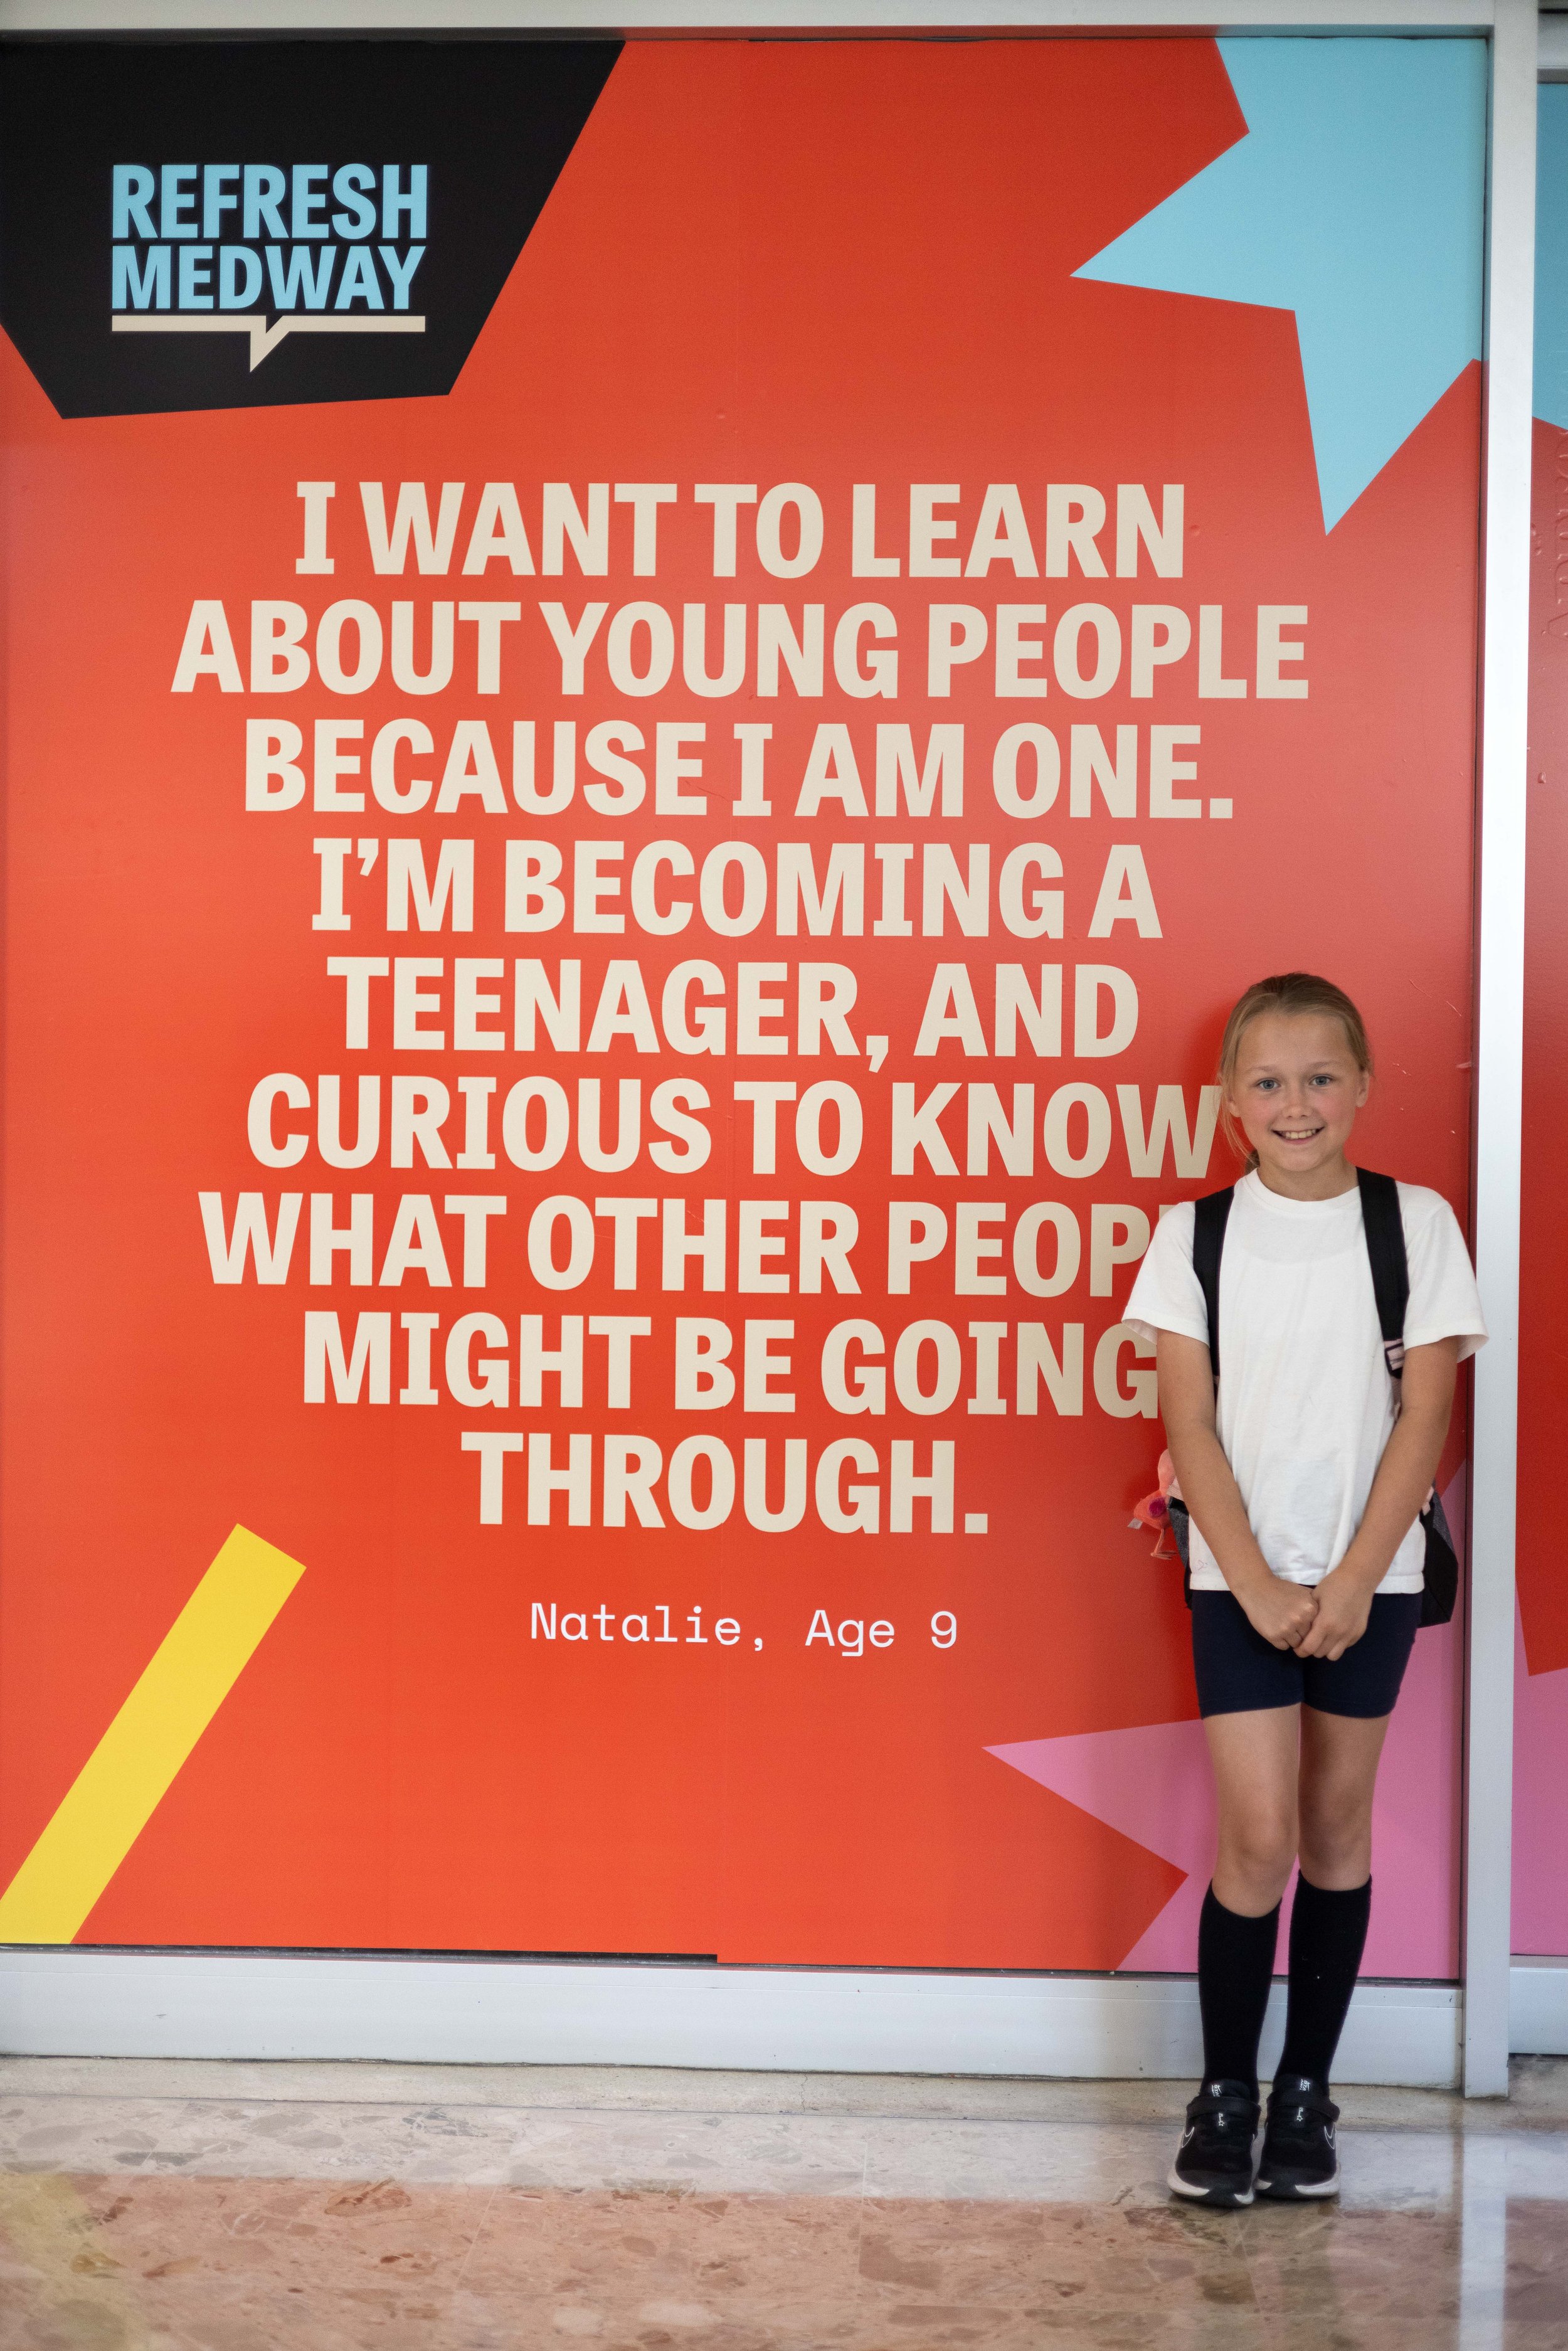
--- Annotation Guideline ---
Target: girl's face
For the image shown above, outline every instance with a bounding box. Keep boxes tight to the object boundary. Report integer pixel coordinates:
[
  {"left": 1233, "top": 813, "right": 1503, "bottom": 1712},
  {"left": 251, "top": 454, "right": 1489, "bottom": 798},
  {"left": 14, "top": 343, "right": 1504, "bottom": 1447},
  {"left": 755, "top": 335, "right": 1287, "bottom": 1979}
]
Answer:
[{"left": 1227, "top": 1010, "right": 1370, "bottom": 1194}]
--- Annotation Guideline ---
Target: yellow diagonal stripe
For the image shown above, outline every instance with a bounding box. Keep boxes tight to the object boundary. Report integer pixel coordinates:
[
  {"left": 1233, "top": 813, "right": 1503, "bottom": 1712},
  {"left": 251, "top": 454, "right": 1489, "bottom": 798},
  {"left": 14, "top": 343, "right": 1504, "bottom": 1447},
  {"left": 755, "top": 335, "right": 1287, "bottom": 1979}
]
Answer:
[{"left": 0, "top": 1526, "right": 305, "bottom": 1944}]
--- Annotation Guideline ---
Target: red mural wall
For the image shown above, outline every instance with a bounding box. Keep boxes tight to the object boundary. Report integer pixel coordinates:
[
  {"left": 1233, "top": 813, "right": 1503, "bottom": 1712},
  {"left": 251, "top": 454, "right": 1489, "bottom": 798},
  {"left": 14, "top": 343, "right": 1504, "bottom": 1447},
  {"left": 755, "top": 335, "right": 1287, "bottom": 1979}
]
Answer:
[{"left": 0, "top": 38, "right": 1483, "bottom": 1968}]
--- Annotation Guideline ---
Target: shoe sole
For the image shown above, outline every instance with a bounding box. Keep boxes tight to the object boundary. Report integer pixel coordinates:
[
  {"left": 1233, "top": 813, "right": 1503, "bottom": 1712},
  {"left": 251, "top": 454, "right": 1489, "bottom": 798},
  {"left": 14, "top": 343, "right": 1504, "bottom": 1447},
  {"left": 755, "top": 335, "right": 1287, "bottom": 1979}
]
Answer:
[
  {"left": 1254, "top": 2170, "right": 1339, "bottom": 2200},
  {"left": 1167, "top": 2164, "right": 1254, "bottom": 2208}
]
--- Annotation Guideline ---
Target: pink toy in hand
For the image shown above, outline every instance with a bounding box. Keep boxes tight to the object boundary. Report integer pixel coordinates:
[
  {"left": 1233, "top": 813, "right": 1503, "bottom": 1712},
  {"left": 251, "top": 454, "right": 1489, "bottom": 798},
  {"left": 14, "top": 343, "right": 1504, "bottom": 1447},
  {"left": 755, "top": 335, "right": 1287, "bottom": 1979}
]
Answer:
[{"left": 1130, "top": 1450, "right": 1178, "bottom": 1558}]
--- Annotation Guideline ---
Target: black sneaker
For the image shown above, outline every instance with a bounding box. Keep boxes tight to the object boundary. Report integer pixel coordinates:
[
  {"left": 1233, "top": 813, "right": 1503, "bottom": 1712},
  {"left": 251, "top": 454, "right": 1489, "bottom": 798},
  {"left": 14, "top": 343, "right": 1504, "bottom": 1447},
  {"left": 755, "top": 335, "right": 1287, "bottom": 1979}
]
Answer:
[
  {"left": 1168, "top": 2078, "right": 1260, "bottom": 2207},
  {"left": 1255, "top": 2074, "right": 1340, "bottom": 2199}
]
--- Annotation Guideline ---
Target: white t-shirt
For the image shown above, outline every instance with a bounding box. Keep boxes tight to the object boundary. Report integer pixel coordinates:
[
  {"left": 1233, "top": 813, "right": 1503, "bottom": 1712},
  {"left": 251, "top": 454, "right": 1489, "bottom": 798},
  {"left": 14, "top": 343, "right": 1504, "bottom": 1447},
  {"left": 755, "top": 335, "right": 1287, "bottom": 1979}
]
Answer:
[{"left": 1124, "top": 1173, "right": 1487, "bottom": 1593}]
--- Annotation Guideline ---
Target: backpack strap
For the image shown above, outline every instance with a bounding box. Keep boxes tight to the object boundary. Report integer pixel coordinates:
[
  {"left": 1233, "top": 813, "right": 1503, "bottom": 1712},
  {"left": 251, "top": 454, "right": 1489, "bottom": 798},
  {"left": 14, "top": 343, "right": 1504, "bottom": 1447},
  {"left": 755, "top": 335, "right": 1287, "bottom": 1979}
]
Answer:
[
  {"left": 1355, "top": 1168, "right": 1409, "bottom": 1379},
  {"left": 1191, "top": 1187, "right": 1235, "bottom": 1385}
]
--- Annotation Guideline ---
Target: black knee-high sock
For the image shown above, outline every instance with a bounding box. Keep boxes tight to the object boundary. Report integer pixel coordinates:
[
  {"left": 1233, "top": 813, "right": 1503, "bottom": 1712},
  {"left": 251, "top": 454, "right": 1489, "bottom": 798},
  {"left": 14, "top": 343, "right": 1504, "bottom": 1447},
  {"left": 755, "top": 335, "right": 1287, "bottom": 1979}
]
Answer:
[
  {"left": 1277, "top": 1874, "right": 1372, "bottom": 2088},
  {"left": 1197, "top": 1884, "right": 1281, "bottom": 2095}
]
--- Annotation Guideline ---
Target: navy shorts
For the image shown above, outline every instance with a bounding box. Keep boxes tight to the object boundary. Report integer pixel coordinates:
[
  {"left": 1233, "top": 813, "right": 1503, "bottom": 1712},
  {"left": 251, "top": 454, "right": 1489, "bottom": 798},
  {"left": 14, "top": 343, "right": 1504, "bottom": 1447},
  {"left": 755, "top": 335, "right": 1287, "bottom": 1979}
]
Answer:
[{"left": 1190, "top": 1589, "right": 1422, "bottom": 1720}]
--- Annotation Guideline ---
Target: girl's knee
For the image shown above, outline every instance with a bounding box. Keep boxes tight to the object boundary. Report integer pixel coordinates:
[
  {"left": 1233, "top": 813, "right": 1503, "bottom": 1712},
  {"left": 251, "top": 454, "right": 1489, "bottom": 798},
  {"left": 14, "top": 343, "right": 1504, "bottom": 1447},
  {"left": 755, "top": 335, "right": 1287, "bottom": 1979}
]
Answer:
[
  {"left": 1298, "top": 1828, "right": 1372, "bottom": 1887},
  {"left": 1219, "top": 1812, "right": 1296, "bottom": 1896},
  {"left": 1298, "top": 1786, "right": 1373, "bottom": 1862}
]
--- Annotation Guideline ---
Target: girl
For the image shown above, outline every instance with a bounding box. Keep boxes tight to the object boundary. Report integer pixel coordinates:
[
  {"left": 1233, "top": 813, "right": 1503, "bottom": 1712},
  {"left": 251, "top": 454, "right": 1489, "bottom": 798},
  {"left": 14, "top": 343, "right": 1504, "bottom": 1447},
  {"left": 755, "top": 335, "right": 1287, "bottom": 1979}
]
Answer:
[{"left": 1125, "top": 973, "right": 1486, "bottom": 2205}]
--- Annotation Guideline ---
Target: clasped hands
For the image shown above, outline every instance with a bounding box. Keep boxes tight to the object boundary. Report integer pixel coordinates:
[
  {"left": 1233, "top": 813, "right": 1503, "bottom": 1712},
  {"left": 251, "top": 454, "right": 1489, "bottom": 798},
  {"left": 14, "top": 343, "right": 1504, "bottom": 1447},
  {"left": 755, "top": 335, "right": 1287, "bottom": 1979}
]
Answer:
[{"left": 1237, "top": 1564, "right": 1374, "bottom": 1662}]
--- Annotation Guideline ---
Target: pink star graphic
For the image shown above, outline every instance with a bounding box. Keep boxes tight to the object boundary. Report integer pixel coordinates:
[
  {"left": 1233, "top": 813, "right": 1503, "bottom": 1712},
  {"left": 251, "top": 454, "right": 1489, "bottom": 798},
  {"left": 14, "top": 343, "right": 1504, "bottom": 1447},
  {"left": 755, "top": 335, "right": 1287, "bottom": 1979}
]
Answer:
[
  {"left": 1513, "top": 1608, "right": 1568, "bottom": 1953},
  {"left": 988, "top": 1605, "right": 1464, "bottom": 1977},
  {"left": 988, "top": 1713, "right": 1217, "bottom": 1971}
]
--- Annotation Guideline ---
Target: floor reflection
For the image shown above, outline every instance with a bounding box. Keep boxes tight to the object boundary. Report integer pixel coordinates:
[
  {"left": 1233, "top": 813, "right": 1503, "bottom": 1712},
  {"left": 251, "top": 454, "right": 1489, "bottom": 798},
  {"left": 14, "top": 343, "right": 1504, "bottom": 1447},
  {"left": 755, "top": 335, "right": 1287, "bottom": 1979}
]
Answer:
[{"left": 0, "top": 2057, "right": 1562, "bottom": 2348}]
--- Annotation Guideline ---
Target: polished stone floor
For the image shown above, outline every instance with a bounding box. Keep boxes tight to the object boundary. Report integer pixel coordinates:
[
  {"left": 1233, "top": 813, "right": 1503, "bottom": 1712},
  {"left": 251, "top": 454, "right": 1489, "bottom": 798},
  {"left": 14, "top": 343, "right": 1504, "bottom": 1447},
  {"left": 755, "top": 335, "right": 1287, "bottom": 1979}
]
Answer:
[{"left": 0, "top": 2054, "right": 1564, "bottom": 2350}]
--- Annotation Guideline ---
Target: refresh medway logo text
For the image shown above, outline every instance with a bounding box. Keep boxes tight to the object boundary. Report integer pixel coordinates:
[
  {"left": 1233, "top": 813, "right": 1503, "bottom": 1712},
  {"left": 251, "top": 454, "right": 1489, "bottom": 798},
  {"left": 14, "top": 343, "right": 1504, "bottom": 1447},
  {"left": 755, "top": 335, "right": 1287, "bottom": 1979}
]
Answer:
[{"left": 110, "top": 163, "right": 428, "bottom": 371}]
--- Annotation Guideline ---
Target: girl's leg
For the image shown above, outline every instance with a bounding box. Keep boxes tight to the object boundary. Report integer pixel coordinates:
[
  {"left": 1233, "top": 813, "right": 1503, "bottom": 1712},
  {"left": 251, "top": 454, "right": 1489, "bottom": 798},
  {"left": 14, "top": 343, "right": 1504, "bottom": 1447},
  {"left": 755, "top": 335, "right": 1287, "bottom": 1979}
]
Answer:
[
  {"left": 1207, "top": 1704, "right": 1302, "bottom": 1914},
  {"left": 1170, "top": 1706, "right": 1302, "bottom": 2203},
  {"left": 1295, "top": 1705, "right": 1390, "bottom": 1888},
  {"left": 1200, "top": 1707, "right": 1301, "bottom": 2089},
  {"left": 1277, "top": 1707, "right": 1392, "bottom": 2085}
]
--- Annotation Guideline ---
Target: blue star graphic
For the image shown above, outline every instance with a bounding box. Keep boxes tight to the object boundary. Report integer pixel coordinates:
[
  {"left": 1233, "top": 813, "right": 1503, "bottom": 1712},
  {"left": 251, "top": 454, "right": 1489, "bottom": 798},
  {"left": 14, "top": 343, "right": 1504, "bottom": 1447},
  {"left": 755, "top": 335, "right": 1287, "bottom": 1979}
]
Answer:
[
  {"left": 1076, "top": 38, "right": 1486, "bottom": 531},
  {"left": 1536, "top": 85, "right": 1568, "bottom": 429}
]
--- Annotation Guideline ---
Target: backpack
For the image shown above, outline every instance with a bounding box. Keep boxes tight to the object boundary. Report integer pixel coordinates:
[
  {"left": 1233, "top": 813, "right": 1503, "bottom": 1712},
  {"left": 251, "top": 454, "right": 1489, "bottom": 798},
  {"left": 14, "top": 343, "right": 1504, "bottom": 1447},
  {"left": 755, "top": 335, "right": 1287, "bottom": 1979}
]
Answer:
[{"left": 1167, "top": 1167, "right": 1458, "bottom": 1628}]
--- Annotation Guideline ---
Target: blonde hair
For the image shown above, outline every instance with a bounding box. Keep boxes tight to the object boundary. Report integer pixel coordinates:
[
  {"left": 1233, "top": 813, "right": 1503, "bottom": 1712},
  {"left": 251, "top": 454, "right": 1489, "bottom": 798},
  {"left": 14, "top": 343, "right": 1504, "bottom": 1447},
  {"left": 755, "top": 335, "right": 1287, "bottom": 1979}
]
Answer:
[{"left": 1217, "top": 972, "right": 1374, "bottom": 1169}]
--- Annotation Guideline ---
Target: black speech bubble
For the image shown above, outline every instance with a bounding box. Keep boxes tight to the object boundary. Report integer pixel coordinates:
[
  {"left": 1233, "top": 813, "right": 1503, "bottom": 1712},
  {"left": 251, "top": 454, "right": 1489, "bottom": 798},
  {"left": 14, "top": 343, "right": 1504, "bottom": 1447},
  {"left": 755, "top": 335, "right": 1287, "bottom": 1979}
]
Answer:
[{"left": 0, "top": 37, "right": 621, "bottom": 418}]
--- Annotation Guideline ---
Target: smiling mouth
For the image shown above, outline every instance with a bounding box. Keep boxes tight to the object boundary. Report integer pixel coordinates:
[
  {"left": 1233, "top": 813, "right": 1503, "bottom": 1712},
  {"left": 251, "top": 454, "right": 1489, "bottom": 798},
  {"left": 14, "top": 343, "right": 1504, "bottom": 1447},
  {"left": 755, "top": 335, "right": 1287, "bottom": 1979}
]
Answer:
[{"left": 1273, "top": 1125, "right": 1325, "bottom": 1144}]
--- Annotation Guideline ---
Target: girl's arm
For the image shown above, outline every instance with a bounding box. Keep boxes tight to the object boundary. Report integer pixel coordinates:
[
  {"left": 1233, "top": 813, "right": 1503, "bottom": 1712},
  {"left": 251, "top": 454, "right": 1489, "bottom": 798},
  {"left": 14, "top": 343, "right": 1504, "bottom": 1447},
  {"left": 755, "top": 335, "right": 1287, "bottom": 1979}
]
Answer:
[
  {"left": 1295, "top": 1336, "right": 1462, "bottom": 1660},
  {"left": 1155, "top": 1328, "right": 1320, "bottom": 1652}
]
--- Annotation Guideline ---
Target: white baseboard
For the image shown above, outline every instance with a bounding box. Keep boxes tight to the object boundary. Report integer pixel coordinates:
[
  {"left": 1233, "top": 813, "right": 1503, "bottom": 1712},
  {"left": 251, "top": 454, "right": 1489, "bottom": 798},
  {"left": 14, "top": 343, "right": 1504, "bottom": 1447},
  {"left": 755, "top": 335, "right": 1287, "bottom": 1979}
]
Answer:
[
  {"left": 1510, "top": 1958, "right": 1568, "bottom": 2056},
  {"left": 0, "top": 1950, "right": 1463, "bottom": 2088}
]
